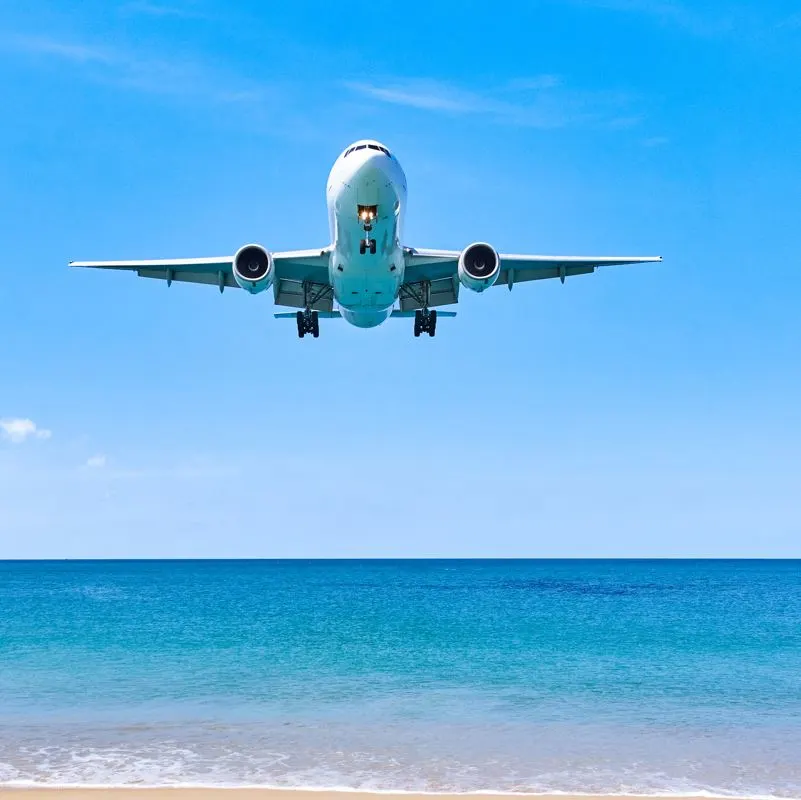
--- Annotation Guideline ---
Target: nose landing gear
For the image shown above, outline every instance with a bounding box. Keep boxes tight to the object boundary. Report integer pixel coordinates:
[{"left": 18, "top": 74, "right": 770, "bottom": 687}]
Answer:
[{"left": 357, "top": 205, "right": 378, "bottom": 256}]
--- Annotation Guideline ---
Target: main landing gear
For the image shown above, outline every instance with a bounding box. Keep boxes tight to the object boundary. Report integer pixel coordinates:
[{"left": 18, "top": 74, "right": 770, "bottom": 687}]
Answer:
[
  {"left": 296, "top": 309, "right": 319, "bottom": 338},
  {"left": 414, "top": 308, "right": 437, "bottom": 337},
  {"left": 403, "top": 280, "right": 437, "bottom": 338}
]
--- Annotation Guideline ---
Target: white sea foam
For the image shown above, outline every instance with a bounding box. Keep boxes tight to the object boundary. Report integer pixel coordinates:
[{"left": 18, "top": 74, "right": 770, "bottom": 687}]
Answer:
[
  {"left": 0, "top": 781, "right": 798, "bottom": 800},
  {"left": 1, "top": 745, "right": 800, "bottom": 800}
]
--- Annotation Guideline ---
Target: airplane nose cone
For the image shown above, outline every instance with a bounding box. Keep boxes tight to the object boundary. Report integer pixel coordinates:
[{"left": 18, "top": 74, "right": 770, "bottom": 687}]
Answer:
[
  {"left": 355, "top": 151, "right": 390, "bottom": 179},
  {"left": 350, "top": 153, "right": 394, "bottom": 204}
]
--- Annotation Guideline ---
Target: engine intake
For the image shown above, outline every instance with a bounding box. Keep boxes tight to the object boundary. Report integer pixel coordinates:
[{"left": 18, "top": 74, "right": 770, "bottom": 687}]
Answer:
[
  {"left": 233, "top": 244, "right": 274, "bottom": 294},
  {"left": 458, "top": 242, "right": 500, "bottom": 292}
]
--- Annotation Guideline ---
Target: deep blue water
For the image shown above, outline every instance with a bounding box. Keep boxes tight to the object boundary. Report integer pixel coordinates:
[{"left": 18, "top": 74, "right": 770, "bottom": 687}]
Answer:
[{"left": 0, "top": 560, "right": 800, "bottom": 795}]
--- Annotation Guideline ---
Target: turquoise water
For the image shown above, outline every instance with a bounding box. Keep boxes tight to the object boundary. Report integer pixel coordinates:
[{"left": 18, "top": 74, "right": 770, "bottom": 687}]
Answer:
[{"left": 1, "top": 560, "right": 800, "bottom": 795}]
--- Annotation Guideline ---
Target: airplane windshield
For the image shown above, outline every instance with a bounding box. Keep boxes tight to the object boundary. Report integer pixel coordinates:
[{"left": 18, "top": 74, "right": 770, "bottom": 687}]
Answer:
[{"left": 344, "top": 144, "right": 392, "bottom": 158}]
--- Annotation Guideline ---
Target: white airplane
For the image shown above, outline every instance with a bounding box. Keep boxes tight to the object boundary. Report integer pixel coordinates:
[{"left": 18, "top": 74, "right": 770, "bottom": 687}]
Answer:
[{"left": 71, "top": 140, "right": 661, "bottom": 338}]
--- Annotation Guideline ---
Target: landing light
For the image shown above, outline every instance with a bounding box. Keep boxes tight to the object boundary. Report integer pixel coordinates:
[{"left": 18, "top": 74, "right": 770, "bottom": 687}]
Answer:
[{"left": 358, "top": 205, "right": 377, "bottom": 222}]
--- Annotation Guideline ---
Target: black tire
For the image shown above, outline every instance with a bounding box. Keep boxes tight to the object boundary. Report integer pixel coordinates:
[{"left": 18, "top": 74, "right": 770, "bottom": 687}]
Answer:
[
  {"left": 370, "top": 240, "right": 377, "bottom": 255},
  {"left": 413, "top": 310, "right": 421, "bottom": 337},
  {"left": 312, "top": 312, "right": 320, "bottom": 338},
  {"left": 428, "top": 309, "right": 437, "bottom": 337},
  {"left": 359, "top": 240, "right": 366, "bottom": 255},
  {"left": 296, "top": 310, "right": 305, "bottom": 338}
]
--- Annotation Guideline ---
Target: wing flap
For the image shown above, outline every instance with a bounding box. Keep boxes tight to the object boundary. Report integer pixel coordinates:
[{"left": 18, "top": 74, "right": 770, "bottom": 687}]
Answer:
[
  {"left": 398, "top": 276, "right": 459, "bottom": 311},
  {"left": 137, "top": 268, "right": 238, "bottom": 289},
  {"left": 499, "top": 264, "right": 595, "bottom": 287},
  {"left": 402, "top": 248, "right": 661, "bottom": 305},
  {"left": 273, "top": 278, "right": 334, "bottom": 311},
  {"left": 70, "top": 249, "right": 333, "bottom": 306}
]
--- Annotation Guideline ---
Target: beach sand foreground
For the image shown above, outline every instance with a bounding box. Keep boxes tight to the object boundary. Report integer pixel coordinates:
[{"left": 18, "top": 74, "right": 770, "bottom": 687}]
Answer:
[{"left": 0, "top": 791, "right": 738, "bottom": 800}]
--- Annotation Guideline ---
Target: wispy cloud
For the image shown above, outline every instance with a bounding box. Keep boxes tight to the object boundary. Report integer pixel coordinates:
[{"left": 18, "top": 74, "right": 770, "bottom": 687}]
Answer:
[
  {"left": 778, "top": 11, "right": 801, "bottom": 29},
  {"left": 2, "top": 33, "right": 270, "bottom": 108},
  {"left": 506, "top": 75, "right": 563, "bottom": 91},
  {"left": 86, "top": 454, "right": 108, "bottom": 469},
  {"left": 5, "top": 35, "right": 115, "bottom": 64},
  {"left": 584, "top": 0, "right": 711, "bottom": 25},
  {"left": 563, "top": 0, "right": 795, "bottom": 37},
  {"left": 642, "top": 135, "right": 670, "bottom": 147},
  {"left": 121, "top": 1, "right": 206, "bottom": 17},
  {"left": 346, "top": 77, "right": 639, "bottom": 130},
  {"left": 0, "top": 418, "right": 52, "bottom": 445},
  {"left": 346, "top": 80, "right": 483, "bottom": 114}
]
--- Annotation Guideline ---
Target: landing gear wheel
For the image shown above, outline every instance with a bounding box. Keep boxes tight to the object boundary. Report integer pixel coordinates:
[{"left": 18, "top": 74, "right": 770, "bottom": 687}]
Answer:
[
  {"left": 297, "top": 309, "right": 319, "bottom": 339},
  {"left": 369, "top": 240, "right": 377, "bottom": 255},
  {"left": 359, "top": 240, "right": 367, "bottom": 255},
  {"left": 413, "top": 309, "right": 437, "bottom": 338},
  {"left": 428, "top": 309, "right": 437, "bottom": 337}
]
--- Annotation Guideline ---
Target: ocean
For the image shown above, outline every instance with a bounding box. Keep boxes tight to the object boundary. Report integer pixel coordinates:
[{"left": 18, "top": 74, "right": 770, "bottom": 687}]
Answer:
[{"left": 0, "top": 559, "right": 799, "bottom": 796}]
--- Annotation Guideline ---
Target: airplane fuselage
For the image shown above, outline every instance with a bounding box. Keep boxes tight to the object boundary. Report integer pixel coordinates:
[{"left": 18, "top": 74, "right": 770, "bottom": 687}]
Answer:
[{"left": 326, "top": 141, "right": 408, "bottom": 328}]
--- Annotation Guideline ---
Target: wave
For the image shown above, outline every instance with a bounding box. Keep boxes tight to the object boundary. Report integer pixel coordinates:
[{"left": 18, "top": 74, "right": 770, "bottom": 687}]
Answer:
[{"left": 0, "top": 782, "right": 798, "bottom": 800}]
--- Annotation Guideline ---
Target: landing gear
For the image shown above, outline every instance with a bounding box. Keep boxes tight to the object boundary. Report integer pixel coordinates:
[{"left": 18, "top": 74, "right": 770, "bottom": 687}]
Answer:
[
  {"left": 296, "top": 309, "right": 319, "bottom": 338},
  {"left": 358, "top": 205, "right": 378, "bottom": 256},
  {"left": 414, "top": 308, "right": 437, "bottom": 337}
]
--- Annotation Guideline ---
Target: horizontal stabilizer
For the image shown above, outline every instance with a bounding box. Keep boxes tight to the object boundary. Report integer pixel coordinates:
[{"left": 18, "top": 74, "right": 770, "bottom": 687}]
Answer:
[
  {"left": 391, "top": 310, "right": 457, "bottom": 318},
  {"left": 274, "top": 311, "right": 342, "bottom": 319}
]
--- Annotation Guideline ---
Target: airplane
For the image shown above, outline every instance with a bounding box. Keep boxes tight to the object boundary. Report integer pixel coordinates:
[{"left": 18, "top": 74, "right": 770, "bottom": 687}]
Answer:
[{"left": 70, "top": 139, "right": 661, "bottom": 338}]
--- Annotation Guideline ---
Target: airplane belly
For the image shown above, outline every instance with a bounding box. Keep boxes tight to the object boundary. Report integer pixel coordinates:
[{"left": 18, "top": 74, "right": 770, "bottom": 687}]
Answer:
[{"left": 330, "top": 171, "right": 404, "bottom": 316}]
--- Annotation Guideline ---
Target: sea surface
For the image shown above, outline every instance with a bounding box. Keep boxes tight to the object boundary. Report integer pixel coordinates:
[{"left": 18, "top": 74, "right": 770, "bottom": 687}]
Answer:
[{"left": 0, "top": 560, "right": 800, "bottom": 796}]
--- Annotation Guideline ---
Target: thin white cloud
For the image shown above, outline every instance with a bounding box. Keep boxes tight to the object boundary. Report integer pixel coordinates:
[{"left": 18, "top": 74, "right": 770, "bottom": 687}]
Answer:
[
  {"left": 778, "top": 11, "right": 801, "bottom": 29},
  {"left": 0, "top": 418, "right": 52, "bottom": 445},
  {"left": 121, "top": 1, "right": 205, "bottom": 17},
  {"left": 1, "top": 33, "right": 269, "bottom": 108},
  {"left": 346, "top": 77, "right": 638, "bottom": 130},
  {"left": 563, "top": 0, "right": 782, "bottom": 37},
  {"left": 4, "top": 35, "right": 115, "bottom": 64},
  {"left": 642, "top": 135, "right": 670, "bottom": 147},
  {"left": 86, "top": 454, "right": 108, "bottom": 469},
  {"left": 345, "top": 80, "right": 484, "bottom": 114},
  {"left": 506, "top": 75, "right": 563, "bottom": 91}
]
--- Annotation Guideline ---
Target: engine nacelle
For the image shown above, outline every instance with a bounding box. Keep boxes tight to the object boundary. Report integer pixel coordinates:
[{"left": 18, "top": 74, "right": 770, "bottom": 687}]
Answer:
[
  {"left": 233, "top": 244, "right": 274, "bottom": 294},
  {"left": 458, "top": 242, "right": 500, "bottom": 292}
]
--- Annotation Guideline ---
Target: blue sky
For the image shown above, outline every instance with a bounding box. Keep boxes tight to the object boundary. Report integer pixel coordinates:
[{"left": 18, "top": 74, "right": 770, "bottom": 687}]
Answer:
[{"left": 1, "top": 0, "right": 800, "bottom": 557}]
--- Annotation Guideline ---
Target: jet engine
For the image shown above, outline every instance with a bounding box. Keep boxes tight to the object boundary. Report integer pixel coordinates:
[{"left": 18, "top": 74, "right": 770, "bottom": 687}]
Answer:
[
  {"left": 232, "top": 244, "right": 274, "bottom": 294},
  {"left": 458, "top": 242, "right": 500, "bottom": 292}
]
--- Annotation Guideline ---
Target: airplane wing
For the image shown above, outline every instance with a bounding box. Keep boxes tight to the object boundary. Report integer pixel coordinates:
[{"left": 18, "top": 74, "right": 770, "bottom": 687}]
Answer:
[
  {"left": 399, "top": 248, "right": 662, "bottom": 310},
  {"left": 69, "top": 249, "right": 335, "bottom": 311}
]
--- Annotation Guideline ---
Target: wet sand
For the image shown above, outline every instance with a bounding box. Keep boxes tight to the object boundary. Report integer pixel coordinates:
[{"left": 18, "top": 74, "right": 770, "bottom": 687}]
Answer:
[{"left": 0, "top": 790, "right": 740, "bottom": 800}]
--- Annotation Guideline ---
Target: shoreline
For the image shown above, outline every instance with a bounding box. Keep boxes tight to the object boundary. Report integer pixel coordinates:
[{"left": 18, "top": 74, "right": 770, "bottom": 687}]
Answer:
[{"left": 0, "top": 789, "right": 786, "bottom": 800}]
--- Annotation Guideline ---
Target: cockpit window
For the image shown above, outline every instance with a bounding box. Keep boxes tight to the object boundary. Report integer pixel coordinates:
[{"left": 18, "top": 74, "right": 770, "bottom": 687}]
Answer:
[{"left": 344, "top": 144, "right": 392, "bottom": 158}]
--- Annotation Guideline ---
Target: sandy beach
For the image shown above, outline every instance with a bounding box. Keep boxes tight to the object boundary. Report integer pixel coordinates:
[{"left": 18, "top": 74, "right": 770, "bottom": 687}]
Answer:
[
  {"left": 0, "top": 793, "right": 733, "bottom": 800},
  {"left": 0, "top": 790, "right": 763, "bottom": 800}
]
